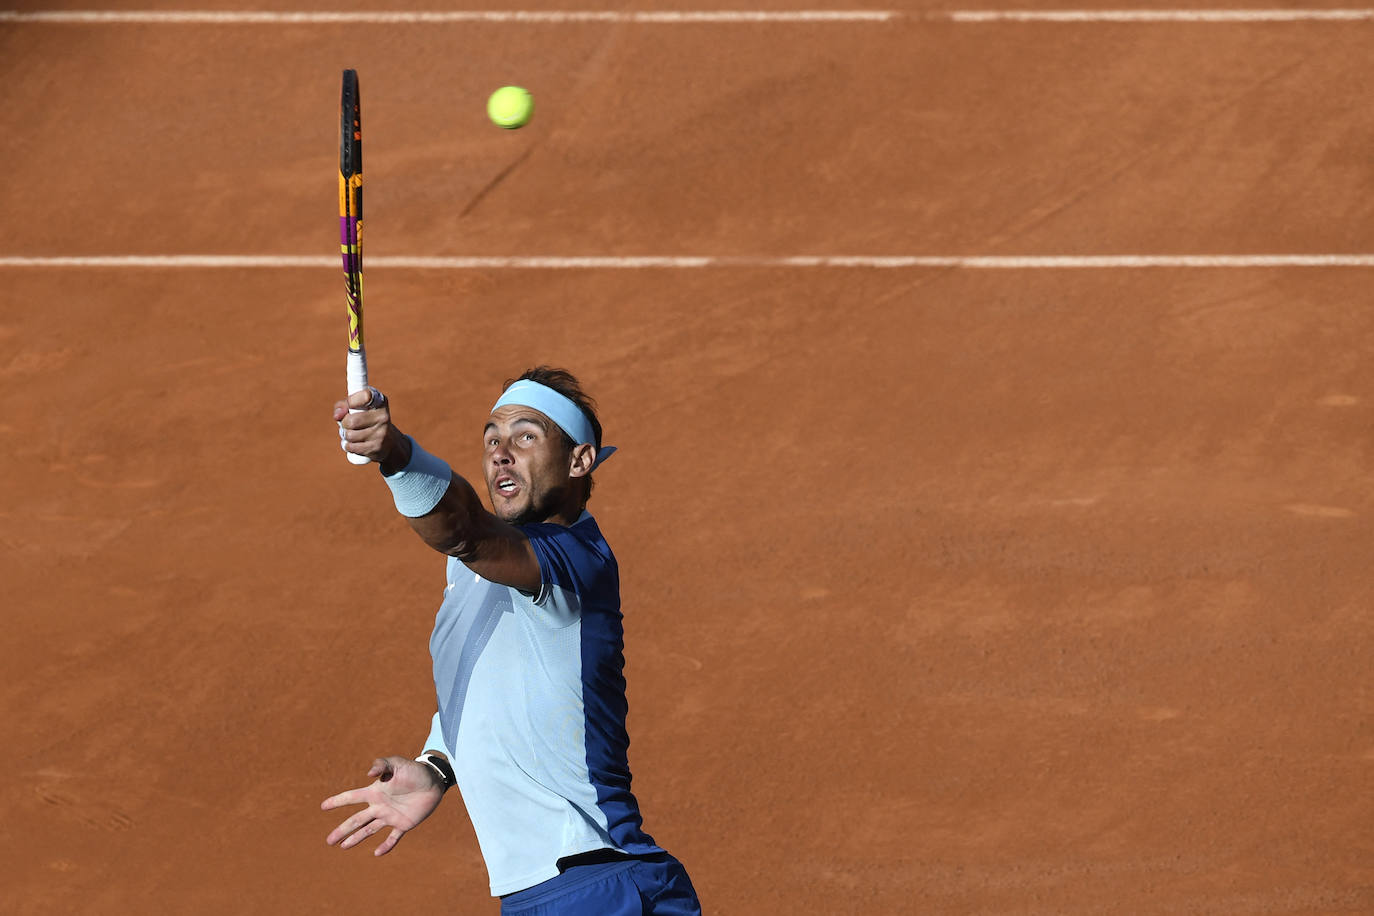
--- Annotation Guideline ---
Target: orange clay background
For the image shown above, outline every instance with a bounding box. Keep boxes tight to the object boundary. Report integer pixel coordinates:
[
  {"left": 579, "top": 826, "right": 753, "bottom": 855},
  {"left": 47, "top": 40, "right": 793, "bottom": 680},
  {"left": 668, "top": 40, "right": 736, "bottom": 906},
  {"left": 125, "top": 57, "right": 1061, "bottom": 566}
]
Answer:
[{"left": 2, "top": 4, "right": 1372, "bottom": 913}]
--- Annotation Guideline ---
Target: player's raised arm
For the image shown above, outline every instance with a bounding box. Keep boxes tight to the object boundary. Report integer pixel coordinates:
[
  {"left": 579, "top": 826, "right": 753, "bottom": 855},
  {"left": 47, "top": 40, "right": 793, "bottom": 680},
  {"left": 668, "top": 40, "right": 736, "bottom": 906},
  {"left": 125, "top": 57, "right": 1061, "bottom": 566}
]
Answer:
[{"left": 333, "top": 388, "right": 541, "bottom": 592}]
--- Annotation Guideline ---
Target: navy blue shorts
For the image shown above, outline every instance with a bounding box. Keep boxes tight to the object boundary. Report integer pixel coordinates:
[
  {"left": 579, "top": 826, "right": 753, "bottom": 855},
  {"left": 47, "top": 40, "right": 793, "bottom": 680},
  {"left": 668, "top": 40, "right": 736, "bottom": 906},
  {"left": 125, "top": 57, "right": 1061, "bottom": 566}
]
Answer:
[{"left": 499, "top": 853, "right": 701, "bottom": 916}]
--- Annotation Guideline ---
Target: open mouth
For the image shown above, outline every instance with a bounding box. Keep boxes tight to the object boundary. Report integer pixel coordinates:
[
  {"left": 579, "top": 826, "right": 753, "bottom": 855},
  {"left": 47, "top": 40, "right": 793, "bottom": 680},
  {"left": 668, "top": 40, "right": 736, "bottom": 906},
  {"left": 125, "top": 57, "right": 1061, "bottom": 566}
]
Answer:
[{"left": 494, "top": 475, "right": 521, "bottom": 496}]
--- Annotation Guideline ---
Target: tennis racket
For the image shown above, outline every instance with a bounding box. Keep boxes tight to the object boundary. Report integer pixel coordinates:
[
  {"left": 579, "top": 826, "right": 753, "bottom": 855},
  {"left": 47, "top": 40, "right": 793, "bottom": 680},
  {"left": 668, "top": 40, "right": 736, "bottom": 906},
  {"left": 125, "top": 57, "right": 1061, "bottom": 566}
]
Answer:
[{"left": 339, "top": 68, "right": 370, "bottom": 465}]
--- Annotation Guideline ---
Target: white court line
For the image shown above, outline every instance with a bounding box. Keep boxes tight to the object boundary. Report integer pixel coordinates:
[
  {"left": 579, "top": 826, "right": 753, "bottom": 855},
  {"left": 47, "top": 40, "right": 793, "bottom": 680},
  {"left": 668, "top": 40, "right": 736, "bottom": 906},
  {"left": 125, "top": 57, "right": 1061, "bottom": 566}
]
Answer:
[
  {"left": 1, "top": 9, "right": 1371, "bottom": 23},
  {"left": 1, "top": 255, "right": 1372, "bottom": 269},
  {"left": 0, "top": 10, "right": 897, "bottom": 22}
]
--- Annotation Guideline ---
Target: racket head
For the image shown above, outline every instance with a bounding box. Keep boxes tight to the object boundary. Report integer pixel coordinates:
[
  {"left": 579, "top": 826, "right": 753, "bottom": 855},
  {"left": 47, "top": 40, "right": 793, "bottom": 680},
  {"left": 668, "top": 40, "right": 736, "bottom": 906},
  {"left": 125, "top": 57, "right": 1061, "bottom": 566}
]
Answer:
[{"left": 340, "top": 69, "right": 364, "bottom": 353}]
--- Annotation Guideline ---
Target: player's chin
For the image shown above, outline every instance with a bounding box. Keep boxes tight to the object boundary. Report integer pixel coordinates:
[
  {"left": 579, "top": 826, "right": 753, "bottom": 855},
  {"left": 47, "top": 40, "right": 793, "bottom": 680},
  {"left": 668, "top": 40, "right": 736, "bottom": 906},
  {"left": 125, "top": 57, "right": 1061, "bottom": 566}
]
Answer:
[{"left": 492, "top": 496, "right": 536, "bottom": 526}]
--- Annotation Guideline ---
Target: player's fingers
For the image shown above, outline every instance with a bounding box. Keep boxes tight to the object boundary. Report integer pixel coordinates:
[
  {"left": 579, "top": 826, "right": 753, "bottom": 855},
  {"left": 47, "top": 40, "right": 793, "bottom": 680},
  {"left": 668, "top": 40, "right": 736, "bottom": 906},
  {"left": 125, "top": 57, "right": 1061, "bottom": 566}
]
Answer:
[
  {"left": 347, "top": 387, "right": 386, "bottom": 410},
  {"left": 320, "top": 787, "right": 366, "bottom": 811},
  {"left": 339, "top": 418, "right": 392, "bottom": 454},
  {"left": 374, "top": 827, "right": 405, "bottom": 857},
  {"left": 329, "top": 808, "right": 378, "bottom": 847},
  {"left": 371, "top": 757, "right": 397, "bottom": 782},
  {"left": 338, "top": 405, "right": 375, "bottom": 430},
  {"left": 325, "top": 817, "right": 358, "bottom": 846},
  {"left": 340, "top": 422, "right": 375, "bottom": 442},
  {"left": 340, "top": 816, "right": 389, "bottom": 850},
  {"left": 339, "top": 405, "right": 390, "bottom": 433},
  {"left": 339, "top": 429, "right": 375, "bottom": 459}
]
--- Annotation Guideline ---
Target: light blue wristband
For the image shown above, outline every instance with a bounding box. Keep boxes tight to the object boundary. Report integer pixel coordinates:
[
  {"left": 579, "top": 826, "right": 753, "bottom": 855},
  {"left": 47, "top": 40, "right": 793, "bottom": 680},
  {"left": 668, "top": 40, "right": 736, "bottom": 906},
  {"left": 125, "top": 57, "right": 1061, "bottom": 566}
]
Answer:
[{"left": 382, "top": 436, "right": 452, "bottom": 517}]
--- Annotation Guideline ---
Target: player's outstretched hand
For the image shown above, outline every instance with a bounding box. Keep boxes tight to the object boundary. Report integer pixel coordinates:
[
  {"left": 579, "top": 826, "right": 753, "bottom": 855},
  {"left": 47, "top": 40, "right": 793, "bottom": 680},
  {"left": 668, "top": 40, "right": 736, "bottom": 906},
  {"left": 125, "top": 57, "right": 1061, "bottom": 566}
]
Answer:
[
  {"left": 321, "top": 756, "right": 446, "bottom": 856},
  {"left": 334, "top": 388, "right": 410, "bottom": 469}
]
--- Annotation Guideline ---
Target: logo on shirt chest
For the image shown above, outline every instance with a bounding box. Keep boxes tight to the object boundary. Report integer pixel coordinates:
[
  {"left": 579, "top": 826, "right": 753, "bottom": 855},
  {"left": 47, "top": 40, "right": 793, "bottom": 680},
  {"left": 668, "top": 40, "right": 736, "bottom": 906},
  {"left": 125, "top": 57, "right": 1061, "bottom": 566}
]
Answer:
[{"left": 445, "top": 571, "right": 483, "bottom": 593}]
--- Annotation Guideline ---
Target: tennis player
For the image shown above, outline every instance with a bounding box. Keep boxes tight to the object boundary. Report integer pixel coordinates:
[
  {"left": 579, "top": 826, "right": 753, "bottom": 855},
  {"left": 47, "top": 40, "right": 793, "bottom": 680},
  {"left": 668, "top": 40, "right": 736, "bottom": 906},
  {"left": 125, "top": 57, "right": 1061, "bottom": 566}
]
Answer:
[{"left": 321, "top": 367, "right": 702, "bottom": 915}]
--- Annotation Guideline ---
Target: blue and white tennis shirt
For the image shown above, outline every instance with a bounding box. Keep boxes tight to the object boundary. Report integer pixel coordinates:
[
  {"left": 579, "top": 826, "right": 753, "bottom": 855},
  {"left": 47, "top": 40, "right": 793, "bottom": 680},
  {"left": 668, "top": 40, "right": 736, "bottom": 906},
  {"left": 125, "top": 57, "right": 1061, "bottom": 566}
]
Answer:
[{"left": 421, "top": 512, "right": 662, "bottom": 896}]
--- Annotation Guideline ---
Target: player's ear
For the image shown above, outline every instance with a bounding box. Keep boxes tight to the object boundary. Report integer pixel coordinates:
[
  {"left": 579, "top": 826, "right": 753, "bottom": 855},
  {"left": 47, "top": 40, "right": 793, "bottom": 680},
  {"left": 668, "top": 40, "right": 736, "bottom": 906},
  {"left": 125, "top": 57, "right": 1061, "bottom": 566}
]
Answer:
[{"left": 568, "top": 443, "right": 595, "bottom": 479}]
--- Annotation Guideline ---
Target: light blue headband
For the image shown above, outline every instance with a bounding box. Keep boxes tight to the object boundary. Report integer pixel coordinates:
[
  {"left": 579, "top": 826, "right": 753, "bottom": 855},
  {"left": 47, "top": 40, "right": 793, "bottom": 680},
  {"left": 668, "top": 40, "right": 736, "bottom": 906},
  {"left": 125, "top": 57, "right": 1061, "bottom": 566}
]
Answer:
[{"left": 492, "top": 379, "right": 616, "bottom": 470}]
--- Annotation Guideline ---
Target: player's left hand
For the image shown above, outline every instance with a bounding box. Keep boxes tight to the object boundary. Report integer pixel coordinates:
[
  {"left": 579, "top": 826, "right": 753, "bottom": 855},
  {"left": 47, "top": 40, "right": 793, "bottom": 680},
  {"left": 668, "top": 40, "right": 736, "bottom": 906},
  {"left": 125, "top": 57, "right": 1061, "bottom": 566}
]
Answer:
[{"left": 321, "top": 756, "right": 446, "bottom": 856}]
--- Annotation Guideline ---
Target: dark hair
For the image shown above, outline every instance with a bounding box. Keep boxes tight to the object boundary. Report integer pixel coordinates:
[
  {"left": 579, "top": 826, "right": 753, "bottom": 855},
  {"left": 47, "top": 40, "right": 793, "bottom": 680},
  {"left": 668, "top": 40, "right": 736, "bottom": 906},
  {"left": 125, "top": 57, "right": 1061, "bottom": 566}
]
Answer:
[{"left": 502, "top": 366, "right": 603, "bottom": 499}]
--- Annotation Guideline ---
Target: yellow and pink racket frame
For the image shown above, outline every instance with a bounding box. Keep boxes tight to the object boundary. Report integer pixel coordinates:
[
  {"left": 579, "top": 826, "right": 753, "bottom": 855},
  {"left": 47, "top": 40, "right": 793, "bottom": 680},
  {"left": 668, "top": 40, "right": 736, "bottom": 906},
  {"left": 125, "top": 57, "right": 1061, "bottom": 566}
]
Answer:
[{"left": 339, "top": 69, "right": 370, "bottom": 465}]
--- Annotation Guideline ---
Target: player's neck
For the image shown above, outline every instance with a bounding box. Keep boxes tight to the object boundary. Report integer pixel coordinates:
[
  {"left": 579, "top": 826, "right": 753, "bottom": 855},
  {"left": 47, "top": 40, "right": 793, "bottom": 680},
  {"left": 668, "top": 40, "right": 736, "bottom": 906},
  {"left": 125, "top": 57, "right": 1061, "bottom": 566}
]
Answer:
[{"left": 541, "top": 500, "right": 586, "bottom": 527}]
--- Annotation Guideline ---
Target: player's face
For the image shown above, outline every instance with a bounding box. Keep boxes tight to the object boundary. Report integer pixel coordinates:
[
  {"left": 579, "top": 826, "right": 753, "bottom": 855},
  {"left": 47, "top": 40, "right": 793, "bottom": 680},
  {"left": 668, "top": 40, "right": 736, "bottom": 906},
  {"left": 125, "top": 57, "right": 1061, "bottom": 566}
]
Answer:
[{"left": 482, "top": 406, "right": 575, "bottom": 525}]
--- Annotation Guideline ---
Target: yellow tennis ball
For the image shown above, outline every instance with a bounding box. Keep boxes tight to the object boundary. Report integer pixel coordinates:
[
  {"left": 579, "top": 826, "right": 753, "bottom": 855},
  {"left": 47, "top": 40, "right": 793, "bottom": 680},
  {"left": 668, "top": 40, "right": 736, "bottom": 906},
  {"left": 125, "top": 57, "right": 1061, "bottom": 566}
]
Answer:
[{"left": 487, "top": 86, "right": 534, "bottom": 129}]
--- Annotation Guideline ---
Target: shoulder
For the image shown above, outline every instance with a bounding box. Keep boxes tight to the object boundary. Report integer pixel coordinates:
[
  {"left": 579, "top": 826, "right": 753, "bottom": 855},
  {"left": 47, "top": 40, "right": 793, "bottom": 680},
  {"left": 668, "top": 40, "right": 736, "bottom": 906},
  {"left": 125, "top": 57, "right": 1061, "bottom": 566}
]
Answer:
[
  {"left": 521, "top": 512, "right": 610, "bottom": 553},
  {"left": 519, "top": 513, "right": 618, "bottom": 597}
]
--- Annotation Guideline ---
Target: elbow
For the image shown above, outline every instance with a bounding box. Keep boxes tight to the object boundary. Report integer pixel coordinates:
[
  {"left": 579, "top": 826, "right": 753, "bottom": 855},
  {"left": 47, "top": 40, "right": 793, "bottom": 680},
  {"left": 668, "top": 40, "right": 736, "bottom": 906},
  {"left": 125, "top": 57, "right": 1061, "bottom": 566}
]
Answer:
[
  {"left": 415, "top": 483, "right": 488, "bottom": 559},
  {"left": 445, "top": 539, "right": 480, "bottom": 562},
  {"left": 438, "top": 512, "right": 484, "bottom": 561}
]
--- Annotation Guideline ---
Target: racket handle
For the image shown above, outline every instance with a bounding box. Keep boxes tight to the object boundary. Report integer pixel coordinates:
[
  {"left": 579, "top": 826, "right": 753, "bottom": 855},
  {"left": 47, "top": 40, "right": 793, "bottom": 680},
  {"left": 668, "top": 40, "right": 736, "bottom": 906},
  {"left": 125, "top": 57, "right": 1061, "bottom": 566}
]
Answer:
[{"left": 345, "top": 348, "right": 371, "bottom": 465}]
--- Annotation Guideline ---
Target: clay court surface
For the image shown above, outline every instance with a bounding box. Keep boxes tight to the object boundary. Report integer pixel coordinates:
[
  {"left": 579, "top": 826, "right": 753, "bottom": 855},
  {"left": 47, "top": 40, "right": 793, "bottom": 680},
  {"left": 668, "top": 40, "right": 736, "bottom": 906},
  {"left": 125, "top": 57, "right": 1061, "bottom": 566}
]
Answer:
[{"left": 2, "top": 4, "right": 1372, "bottom": 913}]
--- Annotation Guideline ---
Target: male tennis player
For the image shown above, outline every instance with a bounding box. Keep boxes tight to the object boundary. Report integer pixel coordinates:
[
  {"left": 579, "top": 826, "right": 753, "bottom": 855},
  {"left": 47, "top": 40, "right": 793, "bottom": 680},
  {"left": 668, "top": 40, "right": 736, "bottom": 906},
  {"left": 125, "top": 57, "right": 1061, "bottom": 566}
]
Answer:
[{"left": 321, "top": 367, "right": 702, "bottom": 915}]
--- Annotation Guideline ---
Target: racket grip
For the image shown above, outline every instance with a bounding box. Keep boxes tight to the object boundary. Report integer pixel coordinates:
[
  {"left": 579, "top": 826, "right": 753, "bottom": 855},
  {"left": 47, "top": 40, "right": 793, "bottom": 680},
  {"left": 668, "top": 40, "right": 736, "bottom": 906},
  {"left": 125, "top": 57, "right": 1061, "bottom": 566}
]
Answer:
[{"left": 345, "top": 348, "right": 371, "bottom": 465}]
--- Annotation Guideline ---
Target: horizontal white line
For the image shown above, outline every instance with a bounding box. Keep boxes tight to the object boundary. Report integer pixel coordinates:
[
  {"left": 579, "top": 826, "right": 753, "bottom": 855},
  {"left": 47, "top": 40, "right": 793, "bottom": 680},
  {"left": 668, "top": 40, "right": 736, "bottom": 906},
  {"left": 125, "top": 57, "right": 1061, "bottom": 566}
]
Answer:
[
  {"left": 0, "top": 9, "right": 1370, "bottom": 24},
  {"left": 0, "top": 9, "right": 897, "bottom": 23},
  {"left": 377, "top": 256, "right": 722, "bottom": 268},
  {"left": 2, "top": 255, "right": 1372, "bottom": 269}
]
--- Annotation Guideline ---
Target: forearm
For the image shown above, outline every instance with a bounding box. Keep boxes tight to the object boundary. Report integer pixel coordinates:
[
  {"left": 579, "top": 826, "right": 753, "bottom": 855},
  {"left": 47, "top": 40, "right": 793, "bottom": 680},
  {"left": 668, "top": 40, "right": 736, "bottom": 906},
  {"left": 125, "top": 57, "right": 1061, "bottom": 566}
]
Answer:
[
  {"left": 378, "top": 430, "right": 541, "bottom": 591},
  {"left": 381, "top": 433, "right": 490, "bottom": 557},
  {"left": 406, "top": 473, "right": 492, "bottom": 558}
]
